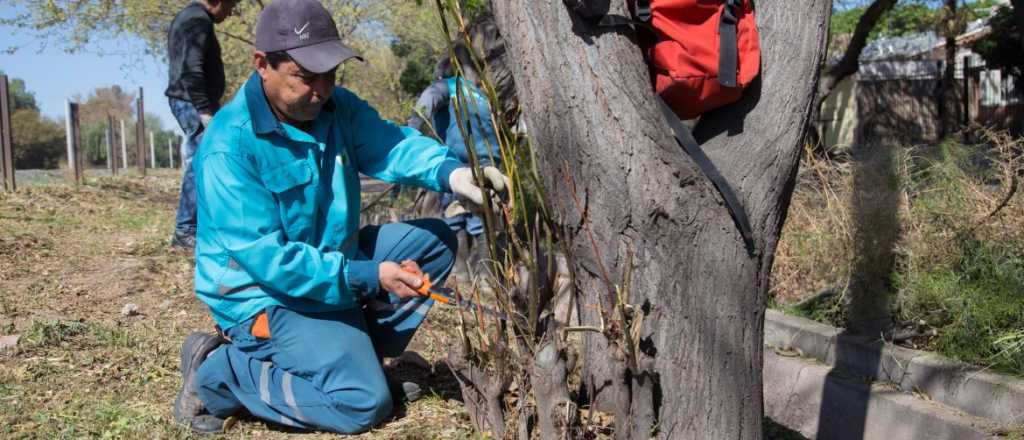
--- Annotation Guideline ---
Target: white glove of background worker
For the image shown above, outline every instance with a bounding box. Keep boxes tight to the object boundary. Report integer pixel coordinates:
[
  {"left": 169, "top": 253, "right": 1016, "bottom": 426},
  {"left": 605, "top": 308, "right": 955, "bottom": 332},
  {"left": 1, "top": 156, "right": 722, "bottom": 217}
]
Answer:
[
  {"left": 199, "top": 113, "right": 213, "bottom": 128},
  {"left": 448, "top": 166, "right": 509, "bottom": 206}
]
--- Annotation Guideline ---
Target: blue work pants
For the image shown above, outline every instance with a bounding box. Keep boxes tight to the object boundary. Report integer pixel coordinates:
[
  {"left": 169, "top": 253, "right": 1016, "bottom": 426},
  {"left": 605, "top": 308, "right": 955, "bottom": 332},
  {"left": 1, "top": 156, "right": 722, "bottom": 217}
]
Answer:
[
  {"left": 194, "top": 219, "right": 455, "bottom": 434},
  {"left": 169, "top": 98, "right": 204, "bottom": 236}
]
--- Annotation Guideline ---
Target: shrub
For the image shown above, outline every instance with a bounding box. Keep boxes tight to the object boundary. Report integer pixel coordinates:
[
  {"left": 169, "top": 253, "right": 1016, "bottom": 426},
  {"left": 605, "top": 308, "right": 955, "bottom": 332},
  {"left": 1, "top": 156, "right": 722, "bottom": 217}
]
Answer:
[{"left": 11, "top": 109, "right": 65, "bottom": 169}]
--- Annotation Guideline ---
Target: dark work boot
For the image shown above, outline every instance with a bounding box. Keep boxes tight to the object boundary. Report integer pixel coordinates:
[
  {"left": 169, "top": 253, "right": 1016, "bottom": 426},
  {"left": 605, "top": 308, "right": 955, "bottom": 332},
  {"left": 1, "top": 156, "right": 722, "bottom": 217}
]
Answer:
[
  {"left": 170, "top": 230, "right": 196, "bottom": 250},
  {"left": 173, "top": 332, "right": 227, "bottom": 434},
  {"left": 386, "top": 375, "right": 422, "bottom": 405}
]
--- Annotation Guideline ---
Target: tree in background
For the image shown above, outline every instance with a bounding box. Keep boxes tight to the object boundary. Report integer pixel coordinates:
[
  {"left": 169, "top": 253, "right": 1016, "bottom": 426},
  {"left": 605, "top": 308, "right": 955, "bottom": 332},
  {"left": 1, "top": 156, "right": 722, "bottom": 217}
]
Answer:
[
  {"left": 76, "top": 85, "right": 135, "bottom": 128},
  {"left": 971, "top": 3, "right": 1023, "bottom": 79},
  {"left": 0, "top": 73, "right": 38, "bottom": 111},
  {"left": 816, "top": 0, "right": 1000, "bottom": 145},
  {"left": 10, "top": 109, "right": 64, "bottom": 169},
  {"left": 806, "top": 0, "right": 901, "bottom": 153},
  {"left": 73, "top": 85, "right": 137, "bottom": 167},
  {"left": 0, "top": 70, "right": 64, "bottom": 169},
  {"left": 394, "top": 39, "right": 440, "bottom": 97}
]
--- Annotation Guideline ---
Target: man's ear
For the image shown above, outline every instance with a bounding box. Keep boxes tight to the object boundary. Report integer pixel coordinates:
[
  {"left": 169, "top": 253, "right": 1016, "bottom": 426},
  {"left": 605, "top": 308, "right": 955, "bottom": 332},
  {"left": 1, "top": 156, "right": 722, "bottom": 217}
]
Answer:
[{"left": 254, "top": 51, "right": 270, "bottom": 78}]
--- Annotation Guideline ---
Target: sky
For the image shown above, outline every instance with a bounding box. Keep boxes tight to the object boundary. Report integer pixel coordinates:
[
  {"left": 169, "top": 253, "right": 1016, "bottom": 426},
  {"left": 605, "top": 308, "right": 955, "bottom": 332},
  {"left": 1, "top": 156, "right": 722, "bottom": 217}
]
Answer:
[{"left": 0, "top": 8, "right": 179, "bottom": 134}]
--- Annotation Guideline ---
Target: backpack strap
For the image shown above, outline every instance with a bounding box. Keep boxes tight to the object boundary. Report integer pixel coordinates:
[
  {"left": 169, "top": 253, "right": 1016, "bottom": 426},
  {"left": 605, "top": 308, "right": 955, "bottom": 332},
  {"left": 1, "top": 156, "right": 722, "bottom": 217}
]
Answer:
[
  {"left": 635, "top": 0, "right": 652, "bottom": 22},
  {"left": 655, "top": 96, "right": 757, "bottom": 256},
  {"left": 718, "top": 0, "right": 740, "bottom": 87}
]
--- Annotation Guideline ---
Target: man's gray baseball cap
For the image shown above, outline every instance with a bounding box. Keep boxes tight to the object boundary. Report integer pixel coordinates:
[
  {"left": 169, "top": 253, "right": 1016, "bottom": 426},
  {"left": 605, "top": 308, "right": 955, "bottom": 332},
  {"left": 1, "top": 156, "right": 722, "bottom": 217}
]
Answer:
[{"left": 255, "top": 0, "right": 361, "bottom": 74}]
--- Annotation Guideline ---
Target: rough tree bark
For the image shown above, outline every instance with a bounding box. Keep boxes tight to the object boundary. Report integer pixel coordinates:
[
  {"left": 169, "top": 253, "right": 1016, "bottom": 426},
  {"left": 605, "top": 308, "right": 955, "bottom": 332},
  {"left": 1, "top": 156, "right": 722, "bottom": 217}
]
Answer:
[{"left": 492, "top": 1, "right": 830, "bottom": 438}]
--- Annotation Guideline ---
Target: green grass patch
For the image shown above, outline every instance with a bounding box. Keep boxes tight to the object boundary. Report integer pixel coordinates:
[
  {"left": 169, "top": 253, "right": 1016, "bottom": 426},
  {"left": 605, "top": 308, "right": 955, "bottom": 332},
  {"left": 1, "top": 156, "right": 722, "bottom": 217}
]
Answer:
[
  {"left": 898, "top": 236, "right": 1024, "bottom": 375},
  {"left": 23, "top": 320, "right": 142, "bottom": 351}
]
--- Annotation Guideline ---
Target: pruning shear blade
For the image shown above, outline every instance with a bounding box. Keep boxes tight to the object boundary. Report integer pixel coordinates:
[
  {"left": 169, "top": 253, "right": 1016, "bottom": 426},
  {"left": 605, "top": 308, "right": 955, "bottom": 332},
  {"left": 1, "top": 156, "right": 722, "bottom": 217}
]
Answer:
[{"left": 410, "top": 270, "right": 508, "bottom": 321}]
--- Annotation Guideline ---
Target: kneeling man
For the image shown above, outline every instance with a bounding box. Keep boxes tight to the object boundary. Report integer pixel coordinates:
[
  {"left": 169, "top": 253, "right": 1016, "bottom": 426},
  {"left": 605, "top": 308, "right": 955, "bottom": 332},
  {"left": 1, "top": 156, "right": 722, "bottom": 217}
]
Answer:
[{"left": 172, "top": 0, "right": 506, "bottom": 434}]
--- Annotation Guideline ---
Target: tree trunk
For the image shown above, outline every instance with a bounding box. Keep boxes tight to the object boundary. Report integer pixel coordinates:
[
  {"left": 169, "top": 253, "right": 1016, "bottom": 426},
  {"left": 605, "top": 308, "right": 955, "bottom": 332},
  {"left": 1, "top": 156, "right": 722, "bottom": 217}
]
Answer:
[
  {"left": 1012, "top": 0, "right": 1024, "bottom": 34},
  {"left": 492, "top": 1, "right": 830, "bottom": 438},
  {"left": 810, "top": 0, "right": 898, "bottom": 149},
  {"left": 938, "top": 0, "right": 961, "bottom": 140},
  {"left": 819, "top": 0, "right": 897, "bottom": 99}
]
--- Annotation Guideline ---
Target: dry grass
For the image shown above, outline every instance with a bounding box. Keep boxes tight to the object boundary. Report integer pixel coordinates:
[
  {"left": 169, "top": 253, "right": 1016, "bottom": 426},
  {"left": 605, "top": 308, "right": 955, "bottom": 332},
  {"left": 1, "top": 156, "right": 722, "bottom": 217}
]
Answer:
[
  {"left": 771, "top": 131, "right": 1024, "bottom": 375},
  {"left": 770, "top": 145, "right": 857, "bottom": 306},
  {"left": 0, "top": 170, "right": 479, "bottom": 439}
]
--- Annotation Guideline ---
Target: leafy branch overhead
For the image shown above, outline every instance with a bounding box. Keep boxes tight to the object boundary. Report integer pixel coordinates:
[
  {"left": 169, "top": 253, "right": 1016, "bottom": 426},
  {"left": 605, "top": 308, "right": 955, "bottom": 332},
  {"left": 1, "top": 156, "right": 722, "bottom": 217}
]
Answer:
[{"left": 0, "top": 0, "right": 450, "bottom": 120}]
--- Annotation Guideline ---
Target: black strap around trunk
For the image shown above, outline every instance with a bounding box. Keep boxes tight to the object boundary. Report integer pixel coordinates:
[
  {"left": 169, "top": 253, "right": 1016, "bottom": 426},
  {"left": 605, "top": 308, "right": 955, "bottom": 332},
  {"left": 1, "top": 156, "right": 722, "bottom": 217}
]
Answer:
[
  {"left": 655, "top": 96, "right": 757, "bottom": 256},
  {"left": 718, "top": 0, "right": 740, "bottom": 88}
]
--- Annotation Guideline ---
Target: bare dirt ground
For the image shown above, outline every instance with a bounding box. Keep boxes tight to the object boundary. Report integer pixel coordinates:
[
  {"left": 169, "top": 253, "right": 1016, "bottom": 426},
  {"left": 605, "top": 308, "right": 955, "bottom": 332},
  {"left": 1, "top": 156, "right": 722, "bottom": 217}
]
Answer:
[{"left": 0, "top": 170, "right": 479, "bottom": 439}]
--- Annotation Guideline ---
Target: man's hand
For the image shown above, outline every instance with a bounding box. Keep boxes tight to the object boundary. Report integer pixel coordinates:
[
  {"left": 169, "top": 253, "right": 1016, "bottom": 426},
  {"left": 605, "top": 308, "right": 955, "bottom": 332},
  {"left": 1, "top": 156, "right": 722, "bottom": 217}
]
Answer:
[
  {"left": 379, "top": 260, "right": 425, "bottom": 300},
  {"left": 199, "top": 113, "right": 214, "bottom": 128},
  {"left": 448, "top": 166, "right": 509, "bottom": 206}
]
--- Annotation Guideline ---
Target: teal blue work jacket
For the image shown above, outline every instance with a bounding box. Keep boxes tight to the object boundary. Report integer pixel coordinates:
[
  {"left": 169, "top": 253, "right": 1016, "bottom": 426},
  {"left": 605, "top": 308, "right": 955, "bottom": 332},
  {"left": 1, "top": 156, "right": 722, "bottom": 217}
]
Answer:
[{"left": 193, "top": 73, "right": 463, "bottom": 330}]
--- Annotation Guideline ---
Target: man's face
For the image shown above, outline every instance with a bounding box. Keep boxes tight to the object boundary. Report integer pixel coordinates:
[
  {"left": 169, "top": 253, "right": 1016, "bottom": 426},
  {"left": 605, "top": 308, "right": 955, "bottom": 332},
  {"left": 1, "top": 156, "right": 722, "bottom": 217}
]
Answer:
[
  {"left": 255, "top": 52, "right": 337, "bottom": 124},
  {"left": 208, "top": 0, "right": 237, "bottom": 23}
]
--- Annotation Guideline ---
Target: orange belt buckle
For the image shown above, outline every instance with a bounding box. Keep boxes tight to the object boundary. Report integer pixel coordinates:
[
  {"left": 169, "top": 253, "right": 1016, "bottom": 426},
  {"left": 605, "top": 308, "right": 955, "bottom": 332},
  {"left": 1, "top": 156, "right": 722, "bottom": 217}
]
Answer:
[{"left": 250, "top": 312, "right": 271, "bottom": 339}]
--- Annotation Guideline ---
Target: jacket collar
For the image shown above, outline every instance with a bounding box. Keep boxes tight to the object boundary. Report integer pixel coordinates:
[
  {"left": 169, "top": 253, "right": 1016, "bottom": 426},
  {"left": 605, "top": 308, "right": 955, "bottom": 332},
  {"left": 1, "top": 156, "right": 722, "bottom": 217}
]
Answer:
[
  {"left": 189, "top": 1, "right": 215, "bottom": 21},
  {"left": 243, "top": 72, "right": 336, "bottom": 137}
]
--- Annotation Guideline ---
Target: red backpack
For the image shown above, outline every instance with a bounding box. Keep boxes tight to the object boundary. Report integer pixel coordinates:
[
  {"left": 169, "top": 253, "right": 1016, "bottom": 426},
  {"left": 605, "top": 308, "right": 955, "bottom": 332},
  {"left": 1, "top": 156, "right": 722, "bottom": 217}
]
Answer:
[{"left": 631, "top": 0, "right": 761, "bottom": 120}]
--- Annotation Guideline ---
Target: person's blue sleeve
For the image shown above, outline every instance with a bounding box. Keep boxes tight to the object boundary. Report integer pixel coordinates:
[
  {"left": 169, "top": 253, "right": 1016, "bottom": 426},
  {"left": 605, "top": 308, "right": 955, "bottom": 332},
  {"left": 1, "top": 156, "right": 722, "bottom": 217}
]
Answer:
[
  {"left": 342, "top": 89, "right": 462, "bottom": 192},
  {"left": 198, "top": 150, "right": 373, "bottom": 307}
]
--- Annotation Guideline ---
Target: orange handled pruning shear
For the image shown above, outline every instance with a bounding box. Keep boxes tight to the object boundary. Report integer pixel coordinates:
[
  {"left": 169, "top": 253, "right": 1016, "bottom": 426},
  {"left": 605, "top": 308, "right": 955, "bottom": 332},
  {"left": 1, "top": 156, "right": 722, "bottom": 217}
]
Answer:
[{"left": 401, "top": 265, "right": 508, "bottom": 321}]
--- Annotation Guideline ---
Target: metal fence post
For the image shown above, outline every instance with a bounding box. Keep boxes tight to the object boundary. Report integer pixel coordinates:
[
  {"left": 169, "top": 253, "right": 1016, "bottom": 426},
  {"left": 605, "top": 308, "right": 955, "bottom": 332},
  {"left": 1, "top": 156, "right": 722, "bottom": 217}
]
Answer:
[
  {"left": 65, "top": 100, "right": 83, "bottom": 184},
  {"left": 0, "top": 75, "right": 15, "bottom": 191},
  {"left": 167, "top": 137, "right": 174, "bottom": 169},
  {"left": 136, "top": 87, "right": 146, "bottom": 176},
  {"left": 149, "top": 131, "right": 156, "bottom": 169}
]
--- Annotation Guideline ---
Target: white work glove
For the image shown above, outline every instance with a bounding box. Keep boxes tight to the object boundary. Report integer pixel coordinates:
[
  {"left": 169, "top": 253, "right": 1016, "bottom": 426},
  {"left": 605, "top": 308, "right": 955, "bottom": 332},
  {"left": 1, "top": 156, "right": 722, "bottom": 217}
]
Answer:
[
  {"left": 448, "top": 166, "right": 509, "bottom": 206},
  {"left": 199, "top": 113, "right": 213, "bottom": 128}
]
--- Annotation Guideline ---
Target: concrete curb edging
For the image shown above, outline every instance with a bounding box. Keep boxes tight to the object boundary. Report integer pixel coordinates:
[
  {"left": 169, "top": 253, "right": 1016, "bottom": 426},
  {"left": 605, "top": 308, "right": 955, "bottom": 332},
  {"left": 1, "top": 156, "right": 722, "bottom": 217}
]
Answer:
[
  {"left": 764, "top": 349, "right": 998, "bottom": 440},
  {"left": 765, "top": 309, "right": 1024, "bottom": 426}
]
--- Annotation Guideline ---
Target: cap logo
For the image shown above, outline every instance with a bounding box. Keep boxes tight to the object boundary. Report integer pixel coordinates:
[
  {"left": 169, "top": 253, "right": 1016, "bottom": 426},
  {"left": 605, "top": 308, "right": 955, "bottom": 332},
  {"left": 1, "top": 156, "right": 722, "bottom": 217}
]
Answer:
[{"left": 294, "top": 21, "right": 310, "bottom": 41}]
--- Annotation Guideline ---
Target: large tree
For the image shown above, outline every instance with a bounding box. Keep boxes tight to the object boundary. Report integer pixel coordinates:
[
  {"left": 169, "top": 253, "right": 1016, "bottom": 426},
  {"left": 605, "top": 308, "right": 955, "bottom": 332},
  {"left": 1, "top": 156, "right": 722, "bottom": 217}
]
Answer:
[{"left": 483, "top": 1, "right": 830, "bottom": 438}]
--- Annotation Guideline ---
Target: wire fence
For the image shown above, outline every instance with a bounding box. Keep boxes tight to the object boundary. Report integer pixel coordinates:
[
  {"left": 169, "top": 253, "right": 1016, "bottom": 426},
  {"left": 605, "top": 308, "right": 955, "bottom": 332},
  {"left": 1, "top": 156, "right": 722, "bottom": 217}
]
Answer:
[{"left": 0, "top": 75, "right": 183, "bottom": 191}]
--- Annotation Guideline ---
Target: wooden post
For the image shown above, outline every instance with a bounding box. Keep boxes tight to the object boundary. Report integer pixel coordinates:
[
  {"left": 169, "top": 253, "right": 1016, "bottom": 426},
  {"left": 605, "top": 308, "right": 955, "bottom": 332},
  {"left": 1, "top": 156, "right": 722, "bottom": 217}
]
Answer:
[
  {"left": 168, "top": 137, "right": 174, "bottom": 169},
  {"left": 64, "top": 100, "right": 83, "bottom": 184},
  {"left": 149, "top": 131, "right": 156, "bottom": 169},
  {"left": 962, "top": 56, "right": 970, "bottom": 127},
  {"left": 136, "top": 87, "right": 146, "bottom": 176},
  {"left": 0, "top": 75, "right": 14, "bottom": 191},
  {"left": 120, "top": 119, "right": 128, "bottom": 171},
  {"left": 108, "top": 116, "right": 118, "bottom": 175}
]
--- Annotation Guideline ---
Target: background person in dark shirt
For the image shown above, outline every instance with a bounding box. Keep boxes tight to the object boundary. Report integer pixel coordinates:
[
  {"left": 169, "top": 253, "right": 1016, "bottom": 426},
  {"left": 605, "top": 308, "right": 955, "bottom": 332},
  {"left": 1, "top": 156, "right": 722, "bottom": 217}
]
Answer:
[{"left": 165, "top": 0, "right": 236, "bottom": 249}]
